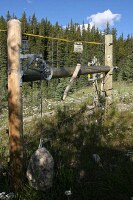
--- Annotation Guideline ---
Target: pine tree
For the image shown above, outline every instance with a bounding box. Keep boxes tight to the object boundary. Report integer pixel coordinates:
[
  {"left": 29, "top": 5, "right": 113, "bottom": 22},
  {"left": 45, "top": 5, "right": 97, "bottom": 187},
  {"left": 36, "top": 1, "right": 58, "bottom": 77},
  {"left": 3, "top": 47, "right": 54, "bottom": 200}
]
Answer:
[
  {"left": 28, "top": 13, "right": 38, "bottom": 53},
  {"left": 122, "top": 51, "right": 133, "bottom": 81},
  {"left": 6, "top": 11, "right": 11, "bottom": 21},
  {"left": 21, "top": 11, "right": 28, "bottom": 33},
  {"left": 0, "top": 16, "right": 7, "bottom": 108}
]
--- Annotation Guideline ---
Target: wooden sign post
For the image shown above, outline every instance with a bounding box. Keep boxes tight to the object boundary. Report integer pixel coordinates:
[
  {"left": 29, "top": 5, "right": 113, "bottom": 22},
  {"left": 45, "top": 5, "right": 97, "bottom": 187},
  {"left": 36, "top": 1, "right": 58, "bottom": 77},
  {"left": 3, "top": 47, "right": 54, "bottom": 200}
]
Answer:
[
  {"left": 101, "top": 34, "right": 113, "bottom": 105},
  {"left": 7, "top": 19, "right": 23, "bottom": 192},
  {"left": 104, "top": 34, "right": 113, "bottom": 104}
]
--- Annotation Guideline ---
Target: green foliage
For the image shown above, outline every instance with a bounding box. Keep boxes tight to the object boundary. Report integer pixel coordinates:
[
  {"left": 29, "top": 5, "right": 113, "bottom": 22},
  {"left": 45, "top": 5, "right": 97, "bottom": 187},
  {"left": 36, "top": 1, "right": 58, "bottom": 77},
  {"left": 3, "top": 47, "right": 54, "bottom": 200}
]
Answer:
[
  {"left": 122, "top": 52, "right": 133, "bottom": 81},
  {"left": 0, "top": 16, "right": 7, "bottom": 111},
  {"left": 15, "top": 103, "right": 133, "bottom": 199},
  {"left": 0, "top": 12, "right": 133, "bottom": 93}
]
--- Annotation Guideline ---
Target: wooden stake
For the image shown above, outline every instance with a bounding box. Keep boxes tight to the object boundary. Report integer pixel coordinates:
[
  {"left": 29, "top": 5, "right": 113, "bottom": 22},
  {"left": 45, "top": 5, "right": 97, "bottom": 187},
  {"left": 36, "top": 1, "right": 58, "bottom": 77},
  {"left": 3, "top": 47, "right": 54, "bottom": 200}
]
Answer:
[
  {"left": 62, "top": 64, "right": 81, "bottom": 100},
  {"left": 104, "top": 34, "right": 113, "bottom": 104},
  {"left": 7, "top": 19, "right": 23, "bottom": 192}
]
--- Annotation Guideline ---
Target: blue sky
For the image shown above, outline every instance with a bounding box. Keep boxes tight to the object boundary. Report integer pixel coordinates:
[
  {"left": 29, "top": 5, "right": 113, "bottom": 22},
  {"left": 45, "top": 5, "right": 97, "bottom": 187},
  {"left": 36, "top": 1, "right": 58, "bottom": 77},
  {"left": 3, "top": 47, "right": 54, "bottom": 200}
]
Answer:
[{"left": 0, "top": 0, "right": 132, "bottom": 38}]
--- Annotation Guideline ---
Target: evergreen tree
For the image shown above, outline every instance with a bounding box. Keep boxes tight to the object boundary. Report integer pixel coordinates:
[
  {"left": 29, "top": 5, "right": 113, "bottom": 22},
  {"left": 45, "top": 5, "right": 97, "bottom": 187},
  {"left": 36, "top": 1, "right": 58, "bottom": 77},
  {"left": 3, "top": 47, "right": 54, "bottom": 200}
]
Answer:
[
  {"left": 0, "top": 16, "right": 7, "bottom": 108},
  {"left": 117, "top": 35, "right": 133, "bottom": 81},
  {"left": 28, "top": 13, "right": 38, "bottom": 53},
  {"left": 6, "top": 10, "right": 11, "bottom": 21},
  {"left": 122, "top": 51, "right": 133, "bottom": 81},
  {"left": 21, "top": 11, "right": 28, "bottom": 33},
  {"left": 105, "top": 22, "right": 111, "bottom": 34}
]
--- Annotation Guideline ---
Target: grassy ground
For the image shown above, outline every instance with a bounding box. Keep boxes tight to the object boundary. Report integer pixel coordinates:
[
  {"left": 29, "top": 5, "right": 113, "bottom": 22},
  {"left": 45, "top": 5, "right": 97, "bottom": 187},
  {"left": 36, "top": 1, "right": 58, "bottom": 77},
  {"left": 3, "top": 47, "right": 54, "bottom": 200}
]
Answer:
[{"left": 0, "top": 81, "right": 133, "bottom": 199}]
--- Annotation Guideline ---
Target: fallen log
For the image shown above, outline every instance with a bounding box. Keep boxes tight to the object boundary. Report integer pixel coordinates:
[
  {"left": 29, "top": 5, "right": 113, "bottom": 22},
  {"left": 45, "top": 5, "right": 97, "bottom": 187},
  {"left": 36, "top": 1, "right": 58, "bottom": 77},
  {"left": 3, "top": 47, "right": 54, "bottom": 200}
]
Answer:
[{"left": 22, "top": 65, "right": 110, "bottom": 82}]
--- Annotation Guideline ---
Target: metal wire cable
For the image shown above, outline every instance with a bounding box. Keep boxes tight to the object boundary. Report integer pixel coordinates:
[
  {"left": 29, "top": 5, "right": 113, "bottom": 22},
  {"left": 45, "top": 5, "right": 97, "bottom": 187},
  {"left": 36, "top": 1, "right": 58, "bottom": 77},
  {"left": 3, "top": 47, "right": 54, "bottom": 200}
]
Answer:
[
  {"left": 0, "top": 29, "right": 103, "bottom": 45},
  {"left": 38, "top": 72, "right": 43, "bottom": 148}
]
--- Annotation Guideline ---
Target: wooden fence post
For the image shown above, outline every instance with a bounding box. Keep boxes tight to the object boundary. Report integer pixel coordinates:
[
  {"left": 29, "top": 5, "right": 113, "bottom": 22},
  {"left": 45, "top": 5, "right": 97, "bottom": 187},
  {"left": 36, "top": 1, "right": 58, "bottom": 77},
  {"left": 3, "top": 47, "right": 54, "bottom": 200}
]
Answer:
[
  {"left": 7, "top": 19, "right": 23, "bottom": 192},
  {"left": 62, "top": 63, "right": 81, "bottom": 100},
  {"left": 104, "top": 34, "right": 113, "bottom": 104}
]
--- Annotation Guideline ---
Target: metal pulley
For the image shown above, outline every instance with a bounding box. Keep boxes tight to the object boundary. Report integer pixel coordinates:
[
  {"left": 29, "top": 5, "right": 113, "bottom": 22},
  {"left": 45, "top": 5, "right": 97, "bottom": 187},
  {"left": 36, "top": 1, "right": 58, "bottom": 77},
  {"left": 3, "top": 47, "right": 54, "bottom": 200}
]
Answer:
[
  {"left": 21, "top": 53, "right": 53, "bottom": 81},
  {"left": 38, "top": 59, "right": 53, "bottom": 81}
]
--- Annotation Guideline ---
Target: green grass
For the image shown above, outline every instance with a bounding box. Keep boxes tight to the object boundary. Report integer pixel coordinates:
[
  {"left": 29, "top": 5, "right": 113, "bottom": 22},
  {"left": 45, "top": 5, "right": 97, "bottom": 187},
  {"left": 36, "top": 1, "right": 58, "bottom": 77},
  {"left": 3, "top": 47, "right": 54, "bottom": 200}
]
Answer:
[
  {"left": 113, "top": 81, "right": 133, "bottom": 103},
  {"left": 0, "top": 81, "right": 133, "bottom": 199}
]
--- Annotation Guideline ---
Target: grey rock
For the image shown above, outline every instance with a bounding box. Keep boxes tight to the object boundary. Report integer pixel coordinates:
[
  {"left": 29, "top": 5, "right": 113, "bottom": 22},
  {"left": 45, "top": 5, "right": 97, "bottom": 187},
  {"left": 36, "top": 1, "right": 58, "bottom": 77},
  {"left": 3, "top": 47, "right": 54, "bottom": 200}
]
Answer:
[{"left": 27, "top": 147, "right": 54, "bottom": 191}]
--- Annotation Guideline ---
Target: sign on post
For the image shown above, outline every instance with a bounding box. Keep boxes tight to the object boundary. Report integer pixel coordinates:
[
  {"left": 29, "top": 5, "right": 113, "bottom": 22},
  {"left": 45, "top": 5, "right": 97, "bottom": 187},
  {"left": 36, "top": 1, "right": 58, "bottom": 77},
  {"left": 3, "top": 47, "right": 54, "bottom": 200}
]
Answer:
[{"left": 74, "top": 42, "right": 83, "bottom": 53}]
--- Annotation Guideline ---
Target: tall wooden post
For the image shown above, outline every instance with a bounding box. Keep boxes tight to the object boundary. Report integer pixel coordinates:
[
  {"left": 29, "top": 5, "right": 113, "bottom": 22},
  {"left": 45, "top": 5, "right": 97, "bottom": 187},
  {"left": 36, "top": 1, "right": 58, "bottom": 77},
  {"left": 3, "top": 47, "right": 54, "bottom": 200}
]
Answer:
[
  {"left": 104, "top": 34, "right": 113, "bottom": 104},
  {"left": 7, "top": 19, "right": 23, "bottom": 192}
]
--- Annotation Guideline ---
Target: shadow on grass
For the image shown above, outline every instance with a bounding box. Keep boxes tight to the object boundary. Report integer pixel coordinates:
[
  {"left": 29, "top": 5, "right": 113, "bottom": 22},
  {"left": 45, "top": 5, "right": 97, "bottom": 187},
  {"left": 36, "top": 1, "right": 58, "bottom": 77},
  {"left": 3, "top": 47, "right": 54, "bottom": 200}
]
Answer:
[
  {"left": 1, "top": 104, "right": 133, "bottom": 200},
  {"left": 22, "top": 105, "right": 133, "bottom": 200}
]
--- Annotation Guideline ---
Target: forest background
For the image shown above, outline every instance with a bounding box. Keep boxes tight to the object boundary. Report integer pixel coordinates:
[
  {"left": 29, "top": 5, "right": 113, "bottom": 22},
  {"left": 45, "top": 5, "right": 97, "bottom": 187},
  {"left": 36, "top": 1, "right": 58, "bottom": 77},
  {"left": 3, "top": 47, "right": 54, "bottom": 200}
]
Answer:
[{"left": 0, "top": 11, "right": 133, "bottom": 106}]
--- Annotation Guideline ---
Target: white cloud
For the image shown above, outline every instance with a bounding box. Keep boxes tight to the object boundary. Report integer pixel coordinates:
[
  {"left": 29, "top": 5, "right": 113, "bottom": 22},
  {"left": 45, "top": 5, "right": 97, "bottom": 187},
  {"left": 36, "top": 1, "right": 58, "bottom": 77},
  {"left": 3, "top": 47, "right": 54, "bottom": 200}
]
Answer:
[
  {"left": 79, "top": 24, "right": 89, "bottom": 30},
  {"left": 26, "top": 0, "right": 32, "bottom": 4},
  {"left": 78, "top": 24, "right": 86, "bottom": 31},
  {"left": 87, "top": 9, "right": 121, "bottom": 29}
]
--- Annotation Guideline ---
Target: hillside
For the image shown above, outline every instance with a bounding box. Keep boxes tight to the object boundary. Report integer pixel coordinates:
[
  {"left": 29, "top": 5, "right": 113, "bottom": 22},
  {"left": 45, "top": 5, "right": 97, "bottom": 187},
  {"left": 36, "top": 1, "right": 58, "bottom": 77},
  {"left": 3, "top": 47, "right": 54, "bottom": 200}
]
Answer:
[{"left": 0, "top": 81, "right": 133, "bottom": 199}]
